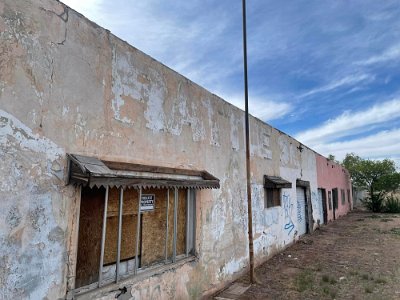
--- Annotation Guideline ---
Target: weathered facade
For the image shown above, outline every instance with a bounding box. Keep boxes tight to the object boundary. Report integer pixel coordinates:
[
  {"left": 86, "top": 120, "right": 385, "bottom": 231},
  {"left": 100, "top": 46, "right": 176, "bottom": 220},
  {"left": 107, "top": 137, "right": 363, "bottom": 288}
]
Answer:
[
  {"left": 316, "top": 154, "right": 353, "bottom": 222},
  {"left": 0, "top": 0, "right": 352, "bottom": 299}
]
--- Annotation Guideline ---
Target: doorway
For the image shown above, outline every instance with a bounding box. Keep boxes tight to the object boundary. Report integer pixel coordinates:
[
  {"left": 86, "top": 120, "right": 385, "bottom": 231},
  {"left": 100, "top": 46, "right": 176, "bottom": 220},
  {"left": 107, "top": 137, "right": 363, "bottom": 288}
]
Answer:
[
  {"left": 296, "top": 187, "right": 309, "bottom": 235},
  {"left": 318, "top": 188, "right": 328, "bottom": 225}
]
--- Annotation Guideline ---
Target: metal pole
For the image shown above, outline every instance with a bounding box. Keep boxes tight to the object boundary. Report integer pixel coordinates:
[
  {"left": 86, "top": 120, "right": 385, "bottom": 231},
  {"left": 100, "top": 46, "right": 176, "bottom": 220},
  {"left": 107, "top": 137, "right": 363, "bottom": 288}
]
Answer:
[
  {"left": 242, "top": 0, "right": 255, "bottom": 284},
  {"left": 135, "top": 187, "right": 142, "bottom": 274},
  {"left": 98, "top": 186, "right": 109, "bottom": 287},
  {"left": 116, "top": 187, "right": 124, "bottom": 283},
  {"left": 165, "top": 189, "right": 170, "bottom": 263},
  {"left": 172, "top": 187, "right": 178, "bottom": 263}
]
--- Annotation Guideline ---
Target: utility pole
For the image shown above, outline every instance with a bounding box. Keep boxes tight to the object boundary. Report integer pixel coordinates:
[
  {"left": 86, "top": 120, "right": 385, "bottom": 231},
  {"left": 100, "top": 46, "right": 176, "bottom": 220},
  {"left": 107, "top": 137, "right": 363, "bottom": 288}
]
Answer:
[{"left": 242, "top": 0, "right": 255, "bottom": 284}]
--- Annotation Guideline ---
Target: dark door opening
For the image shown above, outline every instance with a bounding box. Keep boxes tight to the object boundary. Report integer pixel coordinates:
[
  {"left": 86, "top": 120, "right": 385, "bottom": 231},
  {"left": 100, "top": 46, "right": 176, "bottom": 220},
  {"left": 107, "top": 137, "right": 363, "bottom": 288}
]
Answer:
[
  {"left": 332, "top": 188, "right": 338, "bottom": 220},
  {"left": 320, "top": 188, "right": 328, "bottom": 225}
]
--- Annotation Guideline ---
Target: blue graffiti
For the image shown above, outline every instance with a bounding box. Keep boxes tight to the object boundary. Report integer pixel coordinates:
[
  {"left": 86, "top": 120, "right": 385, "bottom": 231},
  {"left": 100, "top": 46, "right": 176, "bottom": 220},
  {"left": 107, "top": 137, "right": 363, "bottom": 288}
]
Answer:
[
  {"left": 297, "top": 200, "right": 303, "bottom": 223},
  {"left": 283, "top": 193, "right": 291, "bottom": 218},
  {"left": 284, "top": 221, "right": 295, "bottom": 235},
  {"left": 283, "top": 193, "right": 295, "bottom": 235}
]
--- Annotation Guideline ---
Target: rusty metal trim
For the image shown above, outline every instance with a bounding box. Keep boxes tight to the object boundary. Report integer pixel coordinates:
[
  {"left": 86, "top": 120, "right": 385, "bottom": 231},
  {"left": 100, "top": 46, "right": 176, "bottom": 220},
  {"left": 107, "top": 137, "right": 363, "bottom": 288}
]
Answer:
[
  {"left": 67, "top": 154, "right": 220, "bottom": 190},
  {"left": 264, "top": 175, "right": 292, "bottom": 189}
]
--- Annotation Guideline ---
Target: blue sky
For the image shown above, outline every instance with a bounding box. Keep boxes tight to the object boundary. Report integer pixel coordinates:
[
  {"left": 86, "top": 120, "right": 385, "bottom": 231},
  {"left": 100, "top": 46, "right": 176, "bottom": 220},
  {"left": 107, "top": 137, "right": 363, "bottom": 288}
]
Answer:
[{"left": 62, "top": 0, "right": 400, "bottom": 166}]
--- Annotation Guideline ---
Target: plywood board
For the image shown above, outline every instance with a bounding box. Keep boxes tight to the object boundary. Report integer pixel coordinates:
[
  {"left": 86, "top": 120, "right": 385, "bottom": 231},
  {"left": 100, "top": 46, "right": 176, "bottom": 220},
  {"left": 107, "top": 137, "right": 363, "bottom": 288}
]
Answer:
[
  {"left": 75, "top": 186, "right": 105, "bottom": 288},
  {"left": 141, "top": 188, "right": 169, "bottom": 267},
  {"left": 103, "top": 187, "right": 188, "bottom": 267},
  {"left": 104, "top": 188, "right": 139, "bottom": 265}
]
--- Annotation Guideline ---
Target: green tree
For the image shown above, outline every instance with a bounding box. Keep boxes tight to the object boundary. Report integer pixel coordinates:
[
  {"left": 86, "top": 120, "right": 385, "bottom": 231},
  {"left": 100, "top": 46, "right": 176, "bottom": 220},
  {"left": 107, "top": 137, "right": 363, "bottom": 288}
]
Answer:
[
  {"left": 342, "top": 153, "right": 400, "bottom": 212},
  {"left": 327, "top": 154, "right": 338, "bottom": 163}
]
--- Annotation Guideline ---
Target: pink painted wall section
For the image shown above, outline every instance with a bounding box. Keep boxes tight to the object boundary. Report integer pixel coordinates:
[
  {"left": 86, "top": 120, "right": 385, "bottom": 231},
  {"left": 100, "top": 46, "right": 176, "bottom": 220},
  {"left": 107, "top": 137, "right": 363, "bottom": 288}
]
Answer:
[{"left": 316, "top": 155, "right": 352, "bottom": 222}]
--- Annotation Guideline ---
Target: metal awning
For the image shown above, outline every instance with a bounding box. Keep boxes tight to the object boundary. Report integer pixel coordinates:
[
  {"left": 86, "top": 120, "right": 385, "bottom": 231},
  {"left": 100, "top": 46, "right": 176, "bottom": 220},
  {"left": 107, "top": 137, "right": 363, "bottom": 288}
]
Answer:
[
  {"left": 264, "top": 175, "right": 292, "bottom": 189},
  {"left": 67, "top": 154, "right": 220, "bottom": 189}
]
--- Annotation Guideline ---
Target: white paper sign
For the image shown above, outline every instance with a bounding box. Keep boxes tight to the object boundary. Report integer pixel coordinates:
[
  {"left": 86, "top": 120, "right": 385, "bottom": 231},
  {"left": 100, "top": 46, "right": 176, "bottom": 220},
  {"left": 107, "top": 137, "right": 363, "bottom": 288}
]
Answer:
[{"left": 141, "top": 194, "right": 155, "bottom": 211}]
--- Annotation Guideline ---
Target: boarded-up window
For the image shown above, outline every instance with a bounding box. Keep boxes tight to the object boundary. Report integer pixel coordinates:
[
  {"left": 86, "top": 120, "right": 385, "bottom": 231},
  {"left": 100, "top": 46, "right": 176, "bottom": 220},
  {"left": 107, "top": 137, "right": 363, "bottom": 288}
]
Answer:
[
  {"left": 104, "top": 188, "right": 140, "bottom": 265},
  {"left": 265, "top": 188, "right": 281, "bottom": 208},
  {"left": 75, "top": 186, "right": 105, "bottom": 288},
  {"left": 75, "top": 187, "right": 195, "bottom": 289}
]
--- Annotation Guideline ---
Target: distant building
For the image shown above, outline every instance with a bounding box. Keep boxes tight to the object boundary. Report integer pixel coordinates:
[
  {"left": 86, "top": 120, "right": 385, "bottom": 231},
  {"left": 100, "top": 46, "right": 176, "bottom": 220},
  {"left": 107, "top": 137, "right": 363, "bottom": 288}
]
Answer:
[{"left": 0, "top": 0, "right": 352, "bottom": 299}]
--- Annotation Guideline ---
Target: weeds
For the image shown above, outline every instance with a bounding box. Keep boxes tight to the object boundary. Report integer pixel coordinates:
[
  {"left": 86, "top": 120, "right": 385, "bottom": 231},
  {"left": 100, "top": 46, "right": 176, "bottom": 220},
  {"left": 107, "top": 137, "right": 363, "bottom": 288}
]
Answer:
[
  {"left": 349, "top": 270, "right": 358, "bottom": 276},
  {"left": 322, "top": 286, "right": 337, "bottom": 299},
  {"left": 322, "top": 286, "right": 330, "bottom": 294},
  {"left": 364, "top": 194, "right": 400, "bottom": 213},
  {"left": 380, "top": 218, "right": 393, "bottom": 222},
  {"left": 375, "top": 277, "right": 387, "bottom": 284},
  {"left": 295, "top": 270, "right": 314, "bottom": 292},
  {"left": 385, "top": 196, "right": 400, "bottom": 213},
  {"left": 321, "top": 275, "right": 330, "bottom": 283},
  {"left": 390, "top": 228, "right": 400, "bottom": 235},
  {"left": 320, "top": 274, "right": 337, "bottom": 287},
  {"left": 367, "top": 214, "right": 382, "bottom": 219},
  {"left": 363, "top": 193, "right": 385, "bottom": 212},
  {"left": 365, "top": 286, "right": 373, "bottom": 293}
]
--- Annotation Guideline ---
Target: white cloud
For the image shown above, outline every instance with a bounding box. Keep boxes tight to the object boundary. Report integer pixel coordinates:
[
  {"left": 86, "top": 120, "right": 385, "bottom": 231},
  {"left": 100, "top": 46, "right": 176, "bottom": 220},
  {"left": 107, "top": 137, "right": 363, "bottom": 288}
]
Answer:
[
  {"left": 296, "top": 99, "right": 400, "bottom": 145},
  {"left": 356, "top": 44, "right": 400, "bottom": 66},
  {"left": 311, "top": 128, "right": 400, "bottom": 163},
  {"left": 61, "top": 0, "right": 103, "bottom": 20},
  {"left": 300, "top": 74, "right": 374, "bottom": 98},
  {"left": 218, "top": 92, "right": 292, "bottom": 122}
]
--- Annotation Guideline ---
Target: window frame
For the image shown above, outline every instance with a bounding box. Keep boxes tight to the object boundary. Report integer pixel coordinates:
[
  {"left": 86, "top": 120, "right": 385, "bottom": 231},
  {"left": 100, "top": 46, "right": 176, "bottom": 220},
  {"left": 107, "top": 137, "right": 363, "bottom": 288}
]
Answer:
[
  {"left": 264, "top": 187, "right": 282, "bottom": 209},
  {"left": 73, "top": 186, "right": 197, "bottom": 293}
]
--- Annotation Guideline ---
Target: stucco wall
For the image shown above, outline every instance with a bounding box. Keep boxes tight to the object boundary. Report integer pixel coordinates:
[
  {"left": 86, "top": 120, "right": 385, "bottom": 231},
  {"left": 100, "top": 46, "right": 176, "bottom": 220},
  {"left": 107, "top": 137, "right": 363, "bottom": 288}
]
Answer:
[
  {"left": 316, "top": 155, "right": 352, "bottom": 221},
  {"left": 0, "top": 0, "right": 352, "bottom": 299}
]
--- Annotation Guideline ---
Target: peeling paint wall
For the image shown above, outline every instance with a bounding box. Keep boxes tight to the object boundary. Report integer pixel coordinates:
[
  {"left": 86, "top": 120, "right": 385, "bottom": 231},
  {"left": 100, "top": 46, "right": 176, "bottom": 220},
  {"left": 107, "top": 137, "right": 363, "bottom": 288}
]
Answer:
[
  {"left": 0, "top": 0, "right": 352, "bottom": 299},
  {"left": 0, "top": 109, "right": 76, "bottom": 299}
]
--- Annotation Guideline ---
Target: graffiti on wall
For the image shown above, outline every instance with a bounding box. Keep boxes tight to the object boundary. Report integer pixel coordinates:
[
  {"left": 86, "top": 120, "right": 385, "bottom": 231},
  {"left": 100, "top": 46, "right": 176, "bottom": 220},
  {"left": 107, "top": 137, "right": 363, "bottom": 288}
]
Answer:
[
  {"left": 296, "top": 199, "right": 303, "bottom": 223},
  {"left": 283, "top": 193, "right": 295, "bottom": 235}
]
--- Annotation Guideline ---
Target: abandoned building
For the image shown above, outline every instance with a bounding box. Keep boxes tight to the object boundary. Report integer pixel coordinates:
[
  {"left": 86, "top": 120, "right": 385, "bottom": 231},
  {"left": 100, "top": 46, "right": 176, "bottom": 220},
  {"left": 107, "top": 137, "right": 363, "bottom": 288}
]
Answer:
[{"left": 0, "top": 0, "right": 353, "bottom": 299}]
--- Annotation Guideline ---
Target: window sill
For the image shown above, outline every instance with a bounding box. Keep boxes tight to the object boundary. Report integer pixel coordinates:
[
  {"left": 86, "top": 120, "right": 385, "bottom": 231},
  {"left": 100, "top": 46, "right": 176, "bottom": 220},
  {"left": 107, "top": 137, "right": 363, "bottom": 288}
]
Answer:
[{"left": 70, "top": 256, "right": 196, "bottom": 299}]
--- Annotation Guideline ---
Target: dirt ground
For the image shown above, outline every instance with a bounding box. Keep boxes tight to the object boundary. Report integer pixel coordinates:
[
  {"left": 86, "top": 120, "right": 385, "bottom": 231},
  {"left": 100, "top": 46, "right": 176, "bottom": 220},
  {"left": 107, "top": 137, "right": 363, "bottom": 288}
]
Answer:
[{"left": 215, "top": 210, "right": 400, "bottom": 300}]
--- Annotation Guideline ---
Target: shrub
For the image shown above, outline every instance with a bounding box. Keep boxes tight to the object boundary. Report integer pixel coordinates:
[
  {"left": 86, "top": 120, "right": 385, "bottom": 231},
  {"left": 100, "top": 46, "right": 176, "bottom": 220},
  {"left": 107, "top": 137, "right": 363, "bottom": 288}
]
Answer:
[
  {"left": 362, "top": 192, "right": 385, "bottom": 212},
  {"left": 384, "top": 195, "right": 400, "bottom": 213}
]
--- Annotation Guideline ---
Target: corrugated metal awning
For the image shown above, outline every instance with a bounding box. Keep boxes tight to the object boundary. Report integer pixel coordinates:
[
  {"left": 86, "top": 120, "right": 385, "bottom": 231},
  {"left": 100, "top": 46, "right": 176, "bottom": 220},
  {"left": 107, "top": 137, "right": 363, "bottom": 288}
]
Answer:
[
  {"left": 264, "top": 175, "right": 292, "bottom": 189},
  {"left": 67, "top": 154, "right": 220, "bottom": 189}
]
